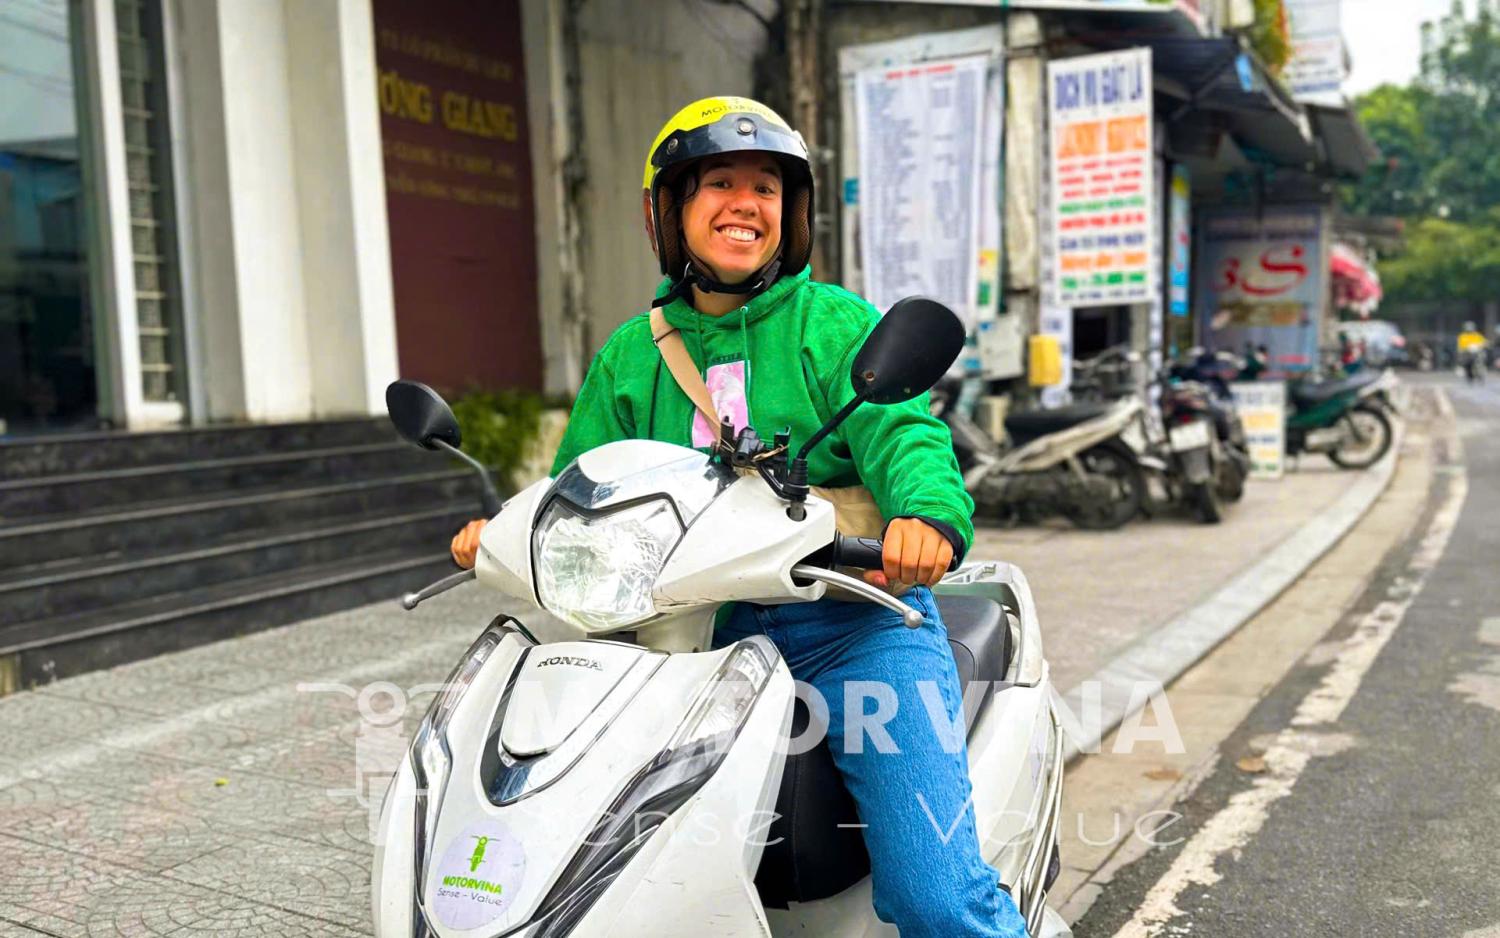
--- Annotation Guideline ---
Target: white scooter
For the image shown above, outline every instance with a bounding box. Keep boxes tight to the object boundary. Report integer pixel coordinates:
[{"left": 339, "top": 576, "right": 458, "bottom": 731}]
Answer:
[{"left": 372, "top": 298, "right": 1071, "bottom": 938}]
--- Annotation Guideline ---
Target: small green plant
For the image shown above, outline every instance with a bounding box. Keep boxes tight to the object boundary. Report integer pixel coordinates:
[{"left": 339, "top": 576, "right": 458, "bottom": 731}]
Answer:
[{"left": 450, "top": 388, "right": 548, "bottom": 491}]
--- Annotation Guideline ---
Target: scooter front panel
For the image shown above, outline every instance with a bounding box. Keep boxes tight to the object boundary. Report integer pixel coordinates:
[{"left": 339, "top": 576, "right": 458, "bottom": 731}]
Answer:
[
  {"left": 500, "top": 641, "right": 649, "bottom": 756},
  {"left": 401, "top": 642, "right": 775, "bottom": 937}
]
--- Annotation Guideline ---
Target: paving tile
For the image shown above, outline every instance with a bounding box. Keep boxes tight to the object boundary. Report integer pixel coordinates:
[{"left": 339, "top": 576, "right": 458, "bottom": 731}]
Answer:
[{"left": 159, "top": 836, "right": 370, "bottom": 932}]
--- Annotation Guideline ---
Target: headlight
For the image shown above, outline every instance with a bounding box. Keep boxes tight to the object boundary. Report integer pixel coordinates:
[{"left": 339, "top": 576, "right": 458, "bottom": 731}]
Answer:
[
  {"left": 411, "top": 629, "right": 503, "bottom": 906},
  {"left": 528, "top": 640, "right": 775, "bottom": 937},
  {"left": 534, "top": 498, "right": 683, "bottom": 631}
]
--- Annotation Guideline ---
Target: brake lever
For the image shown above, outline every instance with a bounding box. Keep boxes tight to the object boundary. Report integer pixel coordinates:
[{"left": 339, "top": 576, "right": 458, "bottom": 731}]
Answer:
[{"left": 790, "top": 564, "right": 925, "bottom": 629}]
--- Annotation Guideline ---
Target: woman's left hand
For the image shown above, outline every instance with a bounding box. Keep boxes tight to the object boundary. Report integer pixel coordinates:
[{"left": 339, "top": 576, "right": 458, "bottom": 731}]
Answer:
[{"left": 862, "top": 518, "right": 953, "bottom": 590}]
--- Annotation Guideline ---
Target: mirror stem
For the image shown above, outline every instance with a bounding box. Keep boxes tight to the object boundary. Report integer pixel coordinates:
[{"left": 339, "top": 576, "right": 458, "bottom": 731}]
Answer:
[
  {"left": 794, "top": 391, "right": 868, "bottom": 464},
  {"left": 432, "top": 438, "right": 505, "bottom": 516}
]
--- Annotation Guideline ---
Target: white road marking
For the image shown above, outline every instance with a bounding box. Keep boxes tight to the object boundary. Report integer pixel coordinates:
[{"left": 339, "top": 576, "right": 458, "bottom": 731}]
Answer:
[{"left": 1112, "top": 392, "right": 1466, "bottom": 938}]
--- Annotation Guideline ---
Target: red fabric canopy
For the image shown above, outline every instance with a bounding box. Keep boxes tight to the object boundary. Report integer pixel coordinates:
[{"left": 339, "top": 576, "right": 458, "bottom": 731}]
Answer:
[{"left": 1331, "top": 243, "right": 1382, "bottom": 310}]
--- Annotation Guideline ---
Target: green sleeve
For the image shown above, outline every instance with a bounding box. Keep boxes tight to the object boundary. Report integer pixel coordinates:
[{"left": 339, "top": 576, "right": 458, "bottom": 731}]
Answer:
[
  {"left": 825, "top": 323, "right": 976, "bottom": 555},
  {"left": 549, "top": 340, "right": 633, "bottom": 476}
]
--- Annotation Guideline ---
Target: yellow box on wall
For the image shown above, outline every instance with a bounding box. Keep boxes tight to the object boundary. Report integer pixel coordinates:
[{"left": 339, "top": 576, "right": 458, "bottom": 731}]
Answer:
[{"left": 1028, "top": 335, "right": 1063, "bottom": 387}]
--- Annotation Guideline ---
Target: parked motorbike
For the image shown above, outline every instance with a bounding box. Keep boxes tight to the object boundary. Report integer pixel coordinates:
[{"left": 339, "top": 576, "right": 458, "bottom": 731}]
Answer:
[
  {"left": 373, "top": 298, "right": 1071, "bottom": 938},
  {"left": 1285, "top": 368, "right": 1396, "bottom": 469},
  {"left": 1163, "top": 352, "right": 1251, "bottom": 507},
  {"left": 1069, "top": 347, "right": 1242, "bottom": 524},
  {"left": 934, "top": 377, "right": 1146, "bottom": 530},
  {"left": 1155, "top": 381, "right": 1228, "bottom": 523}
]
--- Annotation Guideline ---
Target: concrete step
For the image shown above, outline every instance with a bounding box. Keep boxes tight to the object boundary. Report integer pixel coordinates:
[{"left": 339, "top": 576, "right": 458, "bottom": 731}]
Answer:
[
  {"left": 0, "top": 442, "right": 442, "bottom": 521},
  {"left": 0, "top": 468, "right": 481, "bottom": 569},
  {"left": 0, "top": 547, "right": 459, "bottom": 690},
  {"left": 0, "top": 504, "right": 472, "bottom": 627},
  {"left": 0, "top": 417, "right": 396, "bottom": 481}
]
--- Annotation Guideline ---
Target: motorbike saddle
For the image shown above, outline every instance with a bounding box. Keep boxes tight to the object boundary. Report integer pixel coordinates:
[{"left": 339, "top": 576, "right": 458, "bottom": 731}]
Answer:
[
  {"left": 754, "top": 596, "right": 1013, "bottom": 907},
  {"left": 1003, "top": 402, "right": 1115, "bottom": 445},
  {"left": 1292, "top": 371, "right": 1377, "bottom": 406}
]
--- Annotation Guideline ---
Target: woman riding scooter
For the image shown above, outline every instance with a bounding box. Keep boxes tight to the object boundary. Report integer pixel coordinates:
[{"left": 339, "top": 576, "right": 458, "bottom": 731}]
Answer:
[{"left": 450, "top": 97, "right": 1025, "bottom": 937}]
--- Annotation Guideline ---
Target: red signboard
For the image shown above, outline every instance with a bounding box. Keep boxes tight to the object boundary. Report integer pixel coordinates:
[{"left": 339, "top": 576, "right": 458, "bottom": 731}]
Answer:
[{"left": 372, "top": 0, "right": 541, "bottom": 392}]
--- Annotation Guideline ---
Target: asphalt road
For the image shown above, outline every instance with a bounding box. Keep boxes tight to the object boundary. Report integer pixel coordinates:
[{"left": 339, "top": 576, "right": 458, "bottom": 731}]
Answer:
[{"left": 1076, "top": 373, "right": 1500, "bottom": 937}]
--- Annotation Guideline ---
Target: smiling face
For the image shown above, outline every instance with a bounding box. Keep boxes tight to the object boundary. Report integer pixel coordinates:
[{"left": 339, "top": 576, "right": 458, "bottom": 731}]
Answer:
[{"left": 677, "top": 152, "right": 783, "bottom": 284}]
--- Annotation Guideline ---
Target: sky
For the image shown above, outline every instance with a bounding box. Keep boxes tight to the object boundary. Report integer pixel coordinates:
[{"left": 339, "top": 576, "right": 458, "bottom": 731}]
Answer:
[{"left": 1341, "top": 0, "right": 1467, "bottom": 95}]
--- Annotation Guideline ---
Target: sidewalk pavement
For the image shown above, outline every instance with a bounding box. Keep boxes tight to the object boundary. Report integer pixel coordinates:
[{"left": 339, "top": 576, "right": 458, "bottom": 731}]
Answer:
[
  {"left": 972, "top": 460, "right": 1362, "bottom": 695},
  {"left": 0, "top": 431, "right": 1401, "bottom": 935}
]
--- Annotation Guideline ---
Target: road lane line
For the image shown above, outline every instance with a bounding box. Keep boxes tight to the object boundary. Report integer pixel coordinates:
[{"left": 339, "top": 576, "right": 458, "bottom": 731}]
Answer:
[{"left": 1111, "top": 391, "right": 1465, "bottom": 938}]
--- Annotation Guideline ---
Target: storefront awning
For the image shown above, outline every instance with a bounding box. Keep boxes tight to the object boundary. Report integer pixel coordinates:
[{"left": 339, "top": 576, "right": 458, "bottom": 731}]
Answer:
[
  {"left": 1149, "top": 37, "right": 1314, "bottom": 166},
  {"left": 1307, "top": 103, "right": 1380, "bottom": 178},
  {"left": 1331, "top": 242, "right": 1382, "bottom": 311},
  {"left": 1069, "top": 32, "right": 1316, "bottom": 168}
]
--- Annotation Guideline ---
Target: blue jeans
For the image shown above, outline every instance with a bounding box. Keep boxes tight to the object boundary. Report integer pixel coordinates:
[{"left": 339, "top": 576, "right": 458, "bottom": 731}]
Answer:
[{"left": 716, "top": 587, "right": 1027, "bottom": 937}]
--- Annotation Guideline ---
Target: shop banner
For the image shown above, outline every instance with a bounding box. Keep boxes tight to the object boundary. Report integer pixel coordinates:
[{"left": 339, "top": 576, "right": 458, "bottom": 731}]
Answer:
[
  {"left": 1196, "top": 206, "right": 1326, "bottom": 374},
  {"left": 1230, "top": 381, "right": 1286, "bottom": 479},
  {"left": 1283, "top": 0, "right": 1344, "bottom": 102},
  {"left": 372, "top": 0, "right": 540, "bottom": 392},
  {"left": 855, "top": 56, "right": 988, "bottom": 326},
  {"left": 1168, "top": 164, "right": 1191, "bottom": 317},
  {"left": 1047, "top": 48, "right": 1154, "bottom": 306}
]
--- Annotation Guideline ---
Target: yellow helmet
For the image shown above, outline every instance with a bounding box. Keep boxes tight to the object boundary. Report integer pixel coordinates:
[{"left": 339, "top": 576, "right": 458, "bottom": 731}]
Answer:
[{"left": 643, "top": 96, "right": 814, "bottom": 284}]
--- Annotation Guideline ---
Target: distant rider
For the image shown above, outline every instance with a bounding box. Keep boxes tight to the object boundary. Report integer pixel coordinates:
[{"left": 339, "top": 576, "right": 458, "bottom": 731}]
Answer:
[{"left": 1457, "top": 321, "right": 1487, "bottom": 384}]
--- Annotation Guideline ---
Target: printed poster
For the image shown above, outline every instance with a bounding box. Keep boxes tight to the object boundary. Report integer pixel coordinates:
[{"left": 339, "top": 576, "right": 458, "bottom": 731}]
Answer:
[
  {"left": 1230, "top": 381, "right": 1286, "bottom": 480},
  {"left": 1195, "top": 206, "right": 1327, "bottom": 374},
  {"left": 1283, "top": 0, "right": 1344, "bottom": 102},
  {"left": 1168, "top": 164, "right": 1191, "bottom": 317},
  {"left": 1038, "top": 303, "right": 1073, "bottom": 409},
  {"left": 1047, "top": 48, "right": 1154, "bottom": 306},
  {"left": 855, "top": 57, "right": 988, "bottom": 326}
]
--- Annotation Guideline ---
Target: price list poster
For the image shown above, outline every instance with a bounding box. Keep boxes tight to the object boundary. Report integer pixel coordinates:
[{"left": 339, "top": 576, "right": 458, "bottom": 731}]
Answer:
[
  {"left": 854, "top": 57, "right": 987, "bottom": 326},
  {"left": 1047, "top": 48, "right": 1154, "bottom": 307}
]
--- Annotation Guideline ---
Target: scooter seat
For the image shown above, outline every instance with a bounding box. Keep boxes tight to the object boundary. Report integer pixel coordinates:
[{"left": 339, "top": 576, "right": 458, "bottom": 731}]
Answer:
[
  {"left": 1292, "top": 371, "right": 1377, "bottom": 405},
  {"left": 755, "top": 596, "right": 1012, "bottom": 907},
  {"left": 1004, "top": 402, "right": 1115, "bottom": 444}
]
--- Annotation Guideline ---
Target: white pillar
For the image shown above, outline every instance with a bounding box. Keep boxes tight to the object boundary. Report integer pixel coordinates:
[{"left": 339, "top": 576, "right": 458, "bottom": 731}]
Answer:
[
  {"left": 174, "top": 0, "right": 312, "bottom": 422},
  {"left": 284, "top": 0, "right": 400, "bottom": 416},
  {"left": 172, "top": 0, "right": 400, "bottom": 422}
]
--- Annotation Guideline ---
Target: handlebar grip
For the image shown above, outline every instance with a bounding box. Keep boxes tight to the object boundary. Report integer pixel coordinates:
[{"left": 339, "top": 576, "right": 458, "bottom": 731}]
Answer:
[{"left": 833, "top": 534, "right": 886, "bottom": 571}]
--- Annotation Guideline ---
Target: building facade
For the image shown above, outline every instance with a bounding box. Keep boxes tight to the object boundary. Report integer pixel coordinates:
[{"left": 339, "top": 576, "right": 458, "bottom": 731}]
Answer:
[{"left": 0, "top": 0, "right": 775, "bottom": 437}]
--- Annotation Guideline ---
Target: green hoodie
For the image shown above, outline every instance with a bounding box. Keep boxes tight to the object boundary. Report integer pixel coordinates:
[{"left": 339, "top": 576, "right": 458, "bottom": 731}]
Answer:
[{"left": 549, "top": 267, "right": 975, "bottom": 555}]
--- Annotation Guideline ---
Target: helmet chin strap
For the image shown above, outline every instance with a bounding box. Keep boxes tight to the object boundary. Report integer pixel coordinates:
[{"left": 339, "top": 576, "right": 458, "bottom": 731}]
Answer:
[{"left": 651, "top": 250, "right": 783, "bottom": 310}]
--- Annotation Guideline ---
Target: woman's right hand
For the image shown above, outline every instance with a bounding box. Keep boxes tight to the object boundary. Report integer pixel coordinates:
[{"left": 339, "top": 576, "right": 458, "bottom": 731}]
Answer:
[{"left": 451, "top": 519, "right": 487, "bottom": 569}]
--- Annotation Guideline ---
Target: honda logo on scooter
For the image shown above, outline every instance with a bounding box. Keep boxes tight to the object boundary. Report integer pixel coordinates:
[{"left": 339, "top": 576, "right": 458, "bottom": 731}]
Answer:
[{"left": 537, "top": 655, "right": 603, "bottom": 671}]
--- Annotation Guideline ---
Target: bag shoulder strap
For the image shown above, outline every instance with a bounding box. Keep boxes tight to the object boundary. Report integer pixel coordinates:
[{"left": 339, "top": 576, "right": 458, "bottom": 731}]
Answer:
[
  {"left": 649, "top": 308, "right": 890, "bottom": 554},
  {"left": 650, "top": 306, "right": 724, "bottom": 449}
]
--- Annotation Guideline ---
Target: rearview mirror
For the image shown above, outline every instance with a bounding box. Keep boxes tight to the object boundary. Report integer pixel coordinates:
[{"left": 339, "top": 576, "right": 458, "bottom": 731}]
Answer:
[
  {"left": 386, "top": 380, "right": 461, "bottom": 450},
  {"left": 851, "top": 297, "right": 966, "bottom": 405}
]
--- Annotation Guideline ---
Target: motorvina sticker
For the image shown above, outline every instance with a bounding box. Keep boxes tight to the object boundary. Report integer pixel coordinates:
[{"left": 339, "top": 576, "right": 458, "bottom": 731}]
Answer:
[
  {"left": 431, "top": 820, "right": 526, "bottom": 930},
  {"left": 441, "top": 875, "right": 504, "bottom": 893}
]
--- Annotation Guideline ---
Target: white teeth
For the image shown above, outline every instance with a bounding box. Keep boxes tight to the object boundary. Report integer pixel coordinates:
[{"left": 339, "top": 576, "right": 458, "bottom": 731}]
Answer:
[{"left": 720, "top": 227, "right": 758, "bottom": 242}]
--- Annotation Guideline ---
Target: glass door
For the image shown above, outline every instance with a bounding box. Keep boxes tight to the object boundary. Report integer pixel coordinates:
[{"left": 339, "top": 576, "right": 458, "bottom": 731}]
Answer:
[{"left": 0, "top": 0, "right": 99, "bottom": 435}]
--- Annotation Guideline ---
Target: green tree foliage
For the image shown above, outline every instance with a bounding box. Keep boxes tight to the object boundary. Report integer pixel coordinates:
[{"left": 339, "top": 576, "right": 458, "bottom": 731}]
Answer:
[
  {"left": 1341, "top": 1, "right": 1500, "bottom": 302},
  {"left": 1378, "top": 210, "right": 1500, "bottom": 302}
]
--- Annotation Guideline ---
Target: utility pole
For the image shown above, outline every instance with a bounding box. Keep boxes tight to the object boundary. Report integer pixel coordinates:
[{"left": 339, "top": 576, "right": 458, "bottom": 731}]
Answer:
[{"left": 786, "top": 0, "right": 830, "bottom": 280}]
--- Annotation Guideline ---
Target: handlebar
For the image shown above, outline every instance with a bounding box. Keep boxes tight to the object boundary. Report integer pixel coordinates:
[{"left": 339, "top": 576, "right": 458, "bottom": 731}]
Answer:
[{"left": 828, "top": 533, "right": 886, "bottom": 570}]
